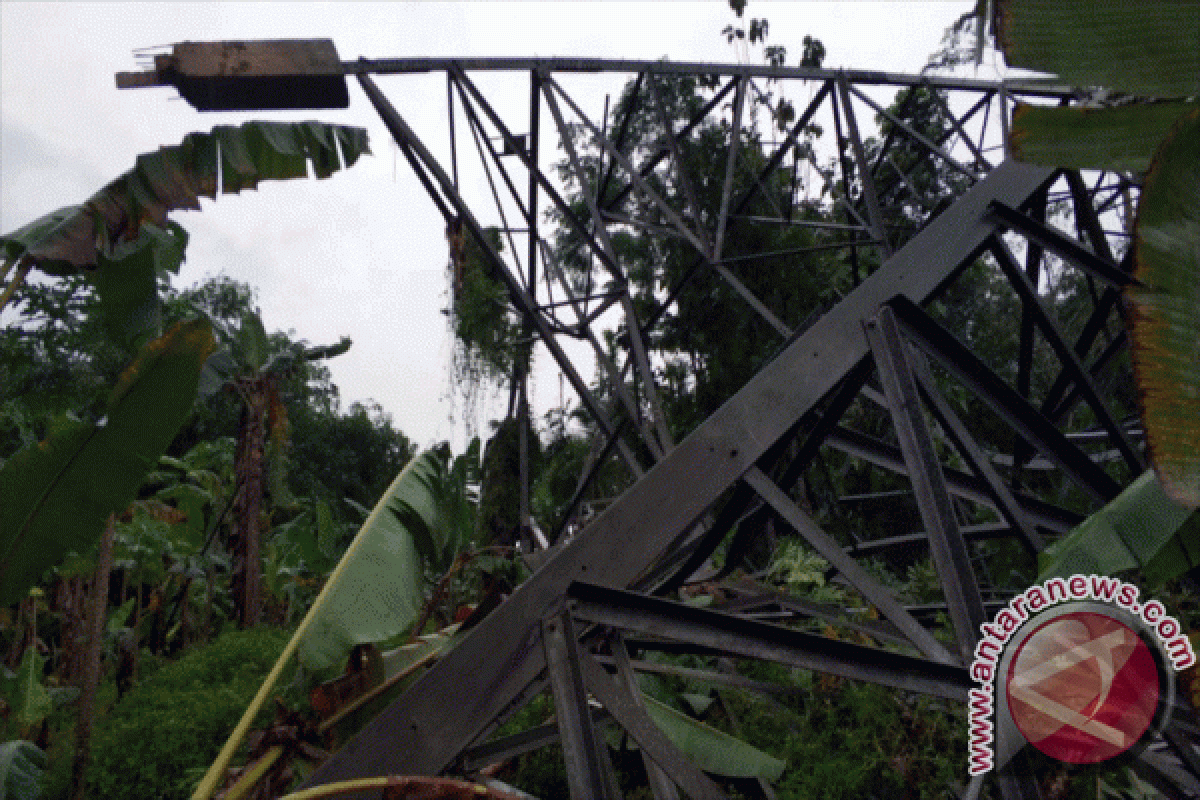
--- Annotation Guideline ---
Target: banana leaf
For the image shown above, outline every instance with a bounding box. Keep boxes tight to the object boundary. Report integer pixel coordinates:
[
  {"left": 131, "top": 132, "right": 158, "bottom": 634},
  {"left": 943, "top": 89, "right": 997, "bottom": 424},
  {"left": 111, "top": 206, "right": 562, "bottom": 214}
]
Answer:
[
  {"left": 996, "top": 0, "right": 1199, "bottom": 98},
  {"left": 0, "top": 741, "right": 45, "bottom": 800},
  {"left": 295, "top": 450, "right": 452, "bottom": 672},
  {"left": 6, "top": 650, "right": 51, "bottom": 736},
  {"left": 1009, "top": 102, "right": 1198, "bottom": 173},
  {"left": 0, "top": 319, "right": 215, "bottom": 605},
  {"left": 1038, "top": 471, "right": 1200, "bottom": 584},
  {"left": 193, "top": 450, "right": 462, "bottom": 799},
  {"left": 0, "top": 121, "right": 370, "bottom": 276},
  {"left": 1129, "top": 110, "right": 1200, "bottom": 509},
  {"left": 642, "top": 694, "right": 786, "bottom": 782}
]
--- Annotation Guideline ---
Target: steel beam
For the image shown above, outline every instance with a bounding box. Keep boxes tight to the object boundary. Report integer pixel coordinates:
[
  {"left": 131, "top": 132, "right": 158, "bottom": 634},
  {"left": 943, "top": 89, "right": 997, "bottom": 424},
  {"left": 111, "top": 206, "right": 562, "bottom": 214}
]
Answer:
[
  {"left": 568, "top": 581, "right": 970, "bottom": 701},
  {"left": 542, "top": 611, "right": 621, "bottom": 800},
  {"left": 866, "top": 306, "right": 986, "bottom": 662},
  {"left": 579, "top": 647, "right": 726, "bottom": 800},
  {"left": 887, "top": 295, "right": 1122, "bottom": 502}
]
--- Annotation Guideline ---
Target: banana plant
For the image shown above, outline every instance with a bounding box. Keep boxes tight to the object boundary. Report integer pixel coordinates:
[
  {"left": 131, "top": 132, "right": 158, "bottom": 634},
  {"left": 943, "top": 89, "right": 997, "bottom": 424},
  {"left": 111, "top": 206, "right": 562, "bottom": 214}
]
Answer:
[
  {"left": 0, "top": 120, "right": 370, "bottom": 346},
  {"left": 0, "top": 319, "right": 215, "bottom": 607},
  {"left": 994, "top": 0, "right": 1200, "bottom": 509},
  {"left": 192, "top": 446, "right": 479, "bottom": 800},
  {"left": 0, "top": 120, "right": 371, "bottom": 606},
  {"left": 202, "top": 309, "right": 351, "bottom": 628}
]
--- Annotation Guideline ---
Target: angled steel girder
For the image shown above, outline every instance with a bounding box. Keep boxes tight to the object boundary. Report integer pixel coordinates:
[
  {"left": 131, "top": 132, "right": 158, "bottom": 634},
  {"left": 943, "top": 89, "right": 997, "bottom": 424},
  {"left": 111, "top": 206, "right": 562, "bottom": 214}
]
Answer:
[{"left": 303, "top": 160, "right": 1059, "bottom": 789}]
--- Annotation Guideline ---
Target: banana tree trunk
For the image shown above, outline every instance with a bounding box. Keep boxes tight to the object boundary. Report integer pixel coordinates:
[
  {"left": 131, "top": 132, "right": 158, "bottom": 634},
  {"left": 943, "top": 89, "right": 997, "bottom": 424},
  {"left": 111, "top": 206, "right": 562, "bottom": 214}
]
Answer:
[
  {"left": 232, "top": 379, "right": 269, "bottom": 628},
  {"left": 69, "top": 515, "right": 115, "bottom": 800}
]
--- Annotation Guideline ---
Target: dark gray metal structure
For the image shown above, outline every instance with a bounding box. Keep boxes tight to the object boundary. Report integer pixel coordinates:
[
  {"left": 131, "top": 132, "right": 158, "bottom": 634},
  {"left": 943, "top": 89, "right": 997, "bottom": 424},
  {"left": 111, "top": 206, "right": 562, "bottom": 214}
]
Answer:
[{"left": 121, "top": 48, "right": 1198, "bottom": 799}]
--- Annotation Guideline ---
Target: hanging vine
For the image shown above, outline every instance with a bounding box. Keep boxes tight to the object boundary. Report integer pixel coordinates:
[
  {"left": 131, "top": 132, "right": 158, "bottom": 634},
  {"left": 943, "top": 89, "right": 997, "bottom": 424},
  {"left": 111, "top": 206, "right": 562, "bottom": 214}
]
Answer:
[{"left": 445, "top": 222, "right": 532, "bottom": 420}]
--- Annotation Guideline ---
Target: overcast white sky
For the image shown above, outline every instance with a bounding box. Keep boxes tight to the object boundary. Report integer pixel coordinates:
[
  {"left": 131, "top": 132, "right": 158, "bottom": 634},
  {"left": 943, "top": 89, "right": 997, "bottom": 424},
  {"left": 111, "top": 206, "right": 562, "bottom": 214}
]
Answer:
[{"left": 1, "top": 1, "right": 983, "bottom": 450}]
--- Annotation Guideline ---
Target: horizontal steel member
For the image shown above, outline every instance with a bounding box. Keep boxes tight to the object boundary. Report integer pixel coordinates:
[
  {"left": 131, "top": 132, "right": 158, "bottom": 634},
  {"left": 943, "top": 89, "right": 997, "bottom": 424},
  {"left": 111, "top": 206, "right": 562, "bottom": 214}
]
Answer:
[
  {"left": 567, "top": 581, "right": 970, "bottom": 702},
  {"left": 346, "top": 57, "right": 1072, "bottom": 97}
]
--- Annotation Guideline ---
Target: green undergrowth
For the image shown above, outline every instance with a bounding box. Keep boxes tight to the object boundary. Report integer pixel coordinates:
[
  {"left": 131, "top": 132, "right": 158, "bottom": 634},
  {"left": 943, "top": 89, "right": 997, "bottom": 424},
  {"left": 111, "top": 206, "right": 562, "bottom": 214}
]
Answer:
[{"left": 84, "top": 626, "right": 294, "bottom": 799}]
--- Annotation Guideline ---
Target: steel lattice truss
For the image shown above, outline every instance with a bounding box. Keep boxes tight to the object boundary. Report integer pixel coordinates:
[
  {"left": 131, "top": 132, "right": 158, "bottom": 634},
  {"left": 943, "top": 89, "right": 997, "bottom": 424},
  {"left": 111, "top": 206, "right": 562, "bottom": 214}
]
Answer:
[{"left": 122, "top": 50, "right": 1200, "bottom": 799}]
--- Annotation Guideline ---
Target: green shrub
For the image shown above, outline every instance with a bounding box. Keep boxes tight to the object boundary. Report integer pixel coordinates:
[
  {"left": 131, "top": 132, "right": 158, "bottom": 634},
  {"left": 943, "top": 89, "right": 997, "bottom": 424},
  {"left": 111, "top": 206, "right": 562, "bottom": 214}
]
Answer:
[{"left": 85, "top": 627, "right": 291, "bottom": 799}]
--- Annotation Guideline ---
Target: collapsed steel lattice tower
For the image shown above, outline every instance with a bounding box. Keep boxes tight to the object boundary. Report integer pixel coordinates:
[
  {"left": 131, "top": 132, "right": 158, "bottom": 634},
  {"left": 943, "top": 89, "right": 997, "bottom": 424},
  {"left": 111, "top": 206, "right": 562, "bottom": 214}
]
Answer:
[{"left": 121, "top": 43, "right": 1200, "bottom": 800}]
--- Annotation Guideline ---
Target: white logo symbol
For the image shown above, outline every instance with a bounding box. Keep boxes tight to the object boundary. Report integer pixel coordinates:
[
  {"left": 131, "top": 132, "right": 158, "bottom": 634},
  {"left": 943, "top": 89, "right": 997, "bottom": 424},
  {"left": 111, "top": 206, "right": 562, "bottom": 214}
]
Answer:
[{"left": 1009, "top": 621, "right": 1136, "bottom": 747}]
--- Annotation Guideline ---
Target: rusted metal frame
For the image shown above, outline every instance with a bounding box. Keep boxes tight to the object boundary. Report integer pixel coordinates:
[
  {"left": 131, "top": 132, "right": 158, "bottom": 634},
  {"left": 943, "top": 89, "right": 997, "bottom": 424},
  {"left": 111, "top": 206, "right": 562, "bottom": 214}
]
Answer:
[
  {"left": 544, "top": 73, "right": 794, "bottom": 342},
  {"left": 1036, "top": 285, "right": 1122, "bottom": 422},
  {"left": 716, "top": 582, "right": 910, "bottom": 646},
  {"left": 641, "top": 80, "right": 834, "bottom": 330},
  {"left": 925, "top": 82, "right": 993, "bottom": 171},
  {"left": 454, "top": 98, "right": 645, "bottom": 483},
  {"left": 450, "top": 65, "right": 629, "bottom": 286},
  {"left": 908, "top": 354, "right": 1045, "bottom": 554},
  {"left": 458, "top": 707, "right": 614, "bottom": 772},
  {"left": 447, "top": 73, "right": 460, "bottom": 189},
  {"left": 847, "top": 82, "right": 981, "bottom": 183},
  {"left": 988, "top": 237, "right": 1144, "bottom": 474},
  {"left": 605, "top": 637, "right": 684, "bottom": 800},
  {"left": 1013, "top": 190, "right": 1046, "bottom": 488},
  {"left": 825, "top": 426, "right": 1081, "bottom": 534},
  {"left": 541, "top": 80, "right": 670, "bottom": 460},
  {"left": 743, "top": 465, "right": 957, "bottom": 663},
  {"left": 834, "top": 75, "right": 893, "bottom": 258},
  {"left": 459, "top": 77, "right": 526, "bottom": 285},
  {"left": 648, "top": 73, "right": 711, "bottom": 251},
  {"left": 349, "top": 58, "right": 1076, "bottom": 99},
  {"left": 702, "top": 359, "right": 876, "bottom": 584},
  {"left": 720, "top": 239, "right": 884, "bottom": 262},
  {"left": 527, "top": 69, "right": 541, "bottom": 300},
  {"left": 601, "top": 75, "right": 740, "bottom": 215},
  {"left": 866, "top": 82, "right": 921, "bottom": 185},
  {"left": 887, "top": 295, "right": 1122, "bottom": 503},
  {"left": 596, "top": 72, "right": 645, "bottom": 212},
  {"left": 542, "top": 611, "right": 622, "bottom": 800},
  {"left": 542, "top": 74, "right": 713, "bottom": 260},
  {"left": 885, "top": 155, "right": 936, "bottom": 213},
  {"left": 568, "top": 581, "right": 969, "bottom": 700},
  {"left": 865, "top": 308, "right": 986, "bottom": 663},
  {"left": 594, "top": 654, "right": 812, "bottom": 697},
  {"left": 1046, "top": 329, "right": 1129, "bottom": 425},
  {"left": 359, "top": 72, "right": 636, "bottom": 482},
  {"left": 300, "top": 162, "right": 1055, "bottom": 789},
  {"left": 538, "top": 80, "right": 671, "bottom": 455},
  {"left": 739, "top": 79, "right": 788, "bottom": 221},
  {"left": 830, "top": 82, "right": 865, "bottom": 285},
  {"left": 848, "top": 521, "right": 1011, "bottom": 557},
  {"left": 986, "top": 200, "right": 1132, "bottom": 288},
  {"left": 452, "top": 71, "right": 655, "bottom": 471},
  {"left": 576, "top": 648, "right": 728, "bottom": 800}
]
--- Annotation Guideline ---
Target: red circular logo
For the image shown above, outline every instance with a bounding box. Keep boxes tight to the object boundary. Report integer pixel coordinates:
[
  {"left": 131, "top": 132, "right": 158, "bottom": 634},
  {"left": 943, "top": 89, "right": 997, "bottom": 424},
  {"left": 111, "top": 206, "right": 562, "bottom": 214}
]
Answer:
[{"left": 1005, "top": 611, "right": 1160, "bottom": 764}]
